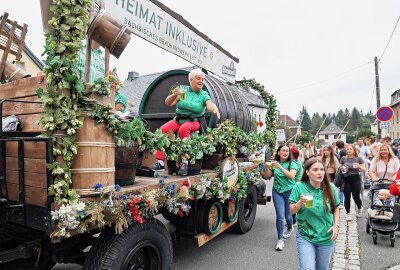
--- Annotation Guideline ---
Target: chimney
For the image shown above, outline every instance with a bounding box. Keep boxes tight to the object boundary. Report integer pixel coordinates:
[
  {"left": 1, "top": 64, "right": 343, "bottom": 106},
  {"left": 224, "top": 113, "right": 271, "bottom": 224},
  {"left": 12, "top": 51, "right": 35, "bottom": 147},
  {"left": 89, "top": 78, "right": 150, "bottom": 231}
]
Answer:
[{"left": 128, "top": 71, "right": 139, "bottom": 81}]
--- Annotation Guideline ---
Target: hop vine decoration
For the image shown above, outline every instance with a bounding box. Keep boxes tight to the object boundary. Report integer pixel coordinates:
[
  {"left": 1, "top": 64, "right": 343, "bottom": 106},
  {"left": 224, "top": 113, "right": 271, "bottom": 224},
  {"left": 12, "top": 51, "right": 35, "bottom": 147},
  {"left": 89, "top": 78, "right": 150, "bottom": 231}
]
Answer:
[
  {"left": 236, "top": 78, "right": 277, "bottom": 150},
  {"left": 40, "top": 0, "right": 92, "bottom": 204},
  {"left": 90, "top": 74, "right": 122, "bottom": 96}
]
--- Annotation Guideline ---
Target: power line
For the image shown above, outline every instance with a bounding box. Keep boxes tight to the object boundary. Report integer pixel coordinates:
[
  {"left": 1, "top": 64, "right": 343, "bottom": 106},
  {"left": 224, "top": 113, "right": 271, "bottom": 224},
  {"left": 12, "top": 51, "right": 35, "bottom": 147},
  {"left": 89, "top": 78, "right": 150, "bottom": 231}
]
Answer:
[
  {"left": 379, "top": 15, "right": 400, "bottom": 62},
  {"left": 279, "top": 61, "right": 372, "bottom": 93}
]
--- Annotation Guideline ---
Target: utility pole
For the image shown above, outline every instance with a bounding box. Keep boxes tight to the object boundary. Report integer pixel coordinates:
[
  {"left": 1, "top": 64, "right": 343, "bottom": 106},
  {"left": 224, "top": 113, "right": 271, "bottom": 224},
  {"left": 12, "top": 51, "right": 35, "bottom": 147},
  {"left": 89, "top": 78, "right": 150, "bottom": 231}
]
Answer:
[{"left": 375, "top": 56, "right": 381, "bottom": 139}]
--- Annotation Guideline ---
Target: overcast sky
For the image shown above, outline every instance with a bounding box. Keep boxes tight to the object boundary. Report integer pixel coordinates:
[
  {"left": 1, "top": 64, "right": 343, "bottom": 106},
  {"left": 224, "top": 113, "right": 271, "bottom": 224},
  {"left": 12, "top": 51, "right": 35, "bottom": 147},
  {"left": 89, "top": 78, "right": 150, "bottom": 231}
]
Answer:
[{"left": 2, "top": 1, "right": 400, "bottom": 120}]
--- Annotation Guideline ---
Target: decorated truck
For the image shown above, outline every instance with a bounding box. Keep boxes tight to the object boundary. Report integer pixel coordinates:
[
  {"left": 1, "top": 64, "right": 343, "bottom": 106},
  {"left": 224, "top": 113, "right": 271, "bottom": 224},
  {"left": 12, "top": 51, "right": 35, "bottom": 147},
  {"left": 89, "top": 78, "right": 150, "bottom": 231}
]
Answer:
[{"left": 0, "top": 1, "right": 276, "bottom": 269}]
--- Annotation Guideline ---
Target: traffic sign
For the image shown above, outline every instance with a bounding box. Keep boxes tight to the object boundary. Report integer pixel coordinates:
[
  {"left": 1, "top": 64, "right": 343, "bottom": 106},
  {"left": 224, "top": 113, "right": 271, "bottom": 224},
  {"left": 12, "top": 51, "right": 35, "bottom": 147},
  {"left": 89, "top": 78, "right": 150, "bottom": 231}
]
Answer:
[{"left": 376, "top": 106, "right": 394, "bottom": 122}]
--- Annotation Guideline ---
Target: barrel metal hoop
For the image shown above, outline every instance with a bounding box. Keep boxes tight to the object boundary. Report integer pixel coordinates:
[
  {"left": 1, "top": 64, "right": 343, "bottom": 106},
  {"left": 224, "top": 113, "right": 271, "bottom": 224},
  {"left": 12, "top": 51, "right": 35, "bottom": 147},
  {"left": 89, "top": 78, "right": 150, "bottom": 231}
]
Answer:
[
  {"left": 70, "top": 168, "right": 115, "bottom": 173},
  {"left": 75, "top": 142, "right": 115, "bottom": 147},
  {"left": 88, "top": 9, "right": 106, "bottom": 37},
  {"left": 7, "top": 68, "right": 24, "bottom": 80},
  {"left": 110, "top": 24, "right": 128, "bottom": 53}
]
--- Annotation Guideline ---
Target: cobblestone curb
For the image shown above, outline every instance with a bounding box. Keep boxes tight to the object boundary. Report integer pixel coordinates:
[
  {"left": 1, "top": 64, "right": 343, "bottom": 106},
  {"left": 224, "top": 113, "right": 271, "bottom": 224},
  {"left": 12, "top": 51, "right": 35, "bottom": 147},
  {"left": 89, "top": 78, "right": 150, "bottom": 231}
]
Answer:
[{"left": 331, "top": 204, "right": 361, "bottom": 270}]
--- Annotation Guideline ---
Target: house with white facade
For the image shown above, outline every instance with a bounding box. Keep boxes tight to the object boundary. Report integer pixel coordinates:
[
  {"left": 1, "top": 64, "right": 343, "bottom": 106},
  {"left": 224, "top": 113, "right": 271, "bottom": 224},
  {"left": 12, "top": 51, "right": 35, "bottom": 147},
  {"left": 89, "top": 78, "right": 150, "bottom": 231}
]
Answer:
[{"left": 318, "top": 122, "right": 347, "bottom": 144}]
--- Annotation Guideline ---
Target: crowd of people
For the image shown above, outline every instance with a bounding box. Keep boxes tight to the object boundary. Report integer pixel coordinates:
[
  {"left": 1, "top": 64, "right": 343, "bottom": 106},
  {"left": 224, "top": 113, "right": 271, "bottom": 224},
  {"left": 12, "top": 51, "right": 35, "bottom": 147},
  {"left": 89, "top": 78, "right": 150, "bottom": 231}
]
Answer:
[{"left": 263, "top": 136, "right": 400, "bottom": 270}]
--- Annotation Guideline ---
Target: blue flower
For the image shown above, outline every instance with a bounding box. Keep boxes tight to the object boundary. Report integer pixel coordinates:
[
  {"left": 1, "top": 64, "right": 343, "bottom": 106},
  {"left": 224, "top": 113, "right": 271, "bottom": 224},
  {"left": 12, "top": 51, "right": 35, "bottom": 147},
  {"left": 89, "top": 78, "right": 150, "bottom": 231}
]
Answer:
[
  {"left": 163, "top": 175, "right": 169, "bottom": 179},
  {"left": 245, "top": 174, "right": 251, "bottom": 180},
  {"left": 258, "top": 163, "right": 266, "bottom": 171},
  {"left": 119, "top": 194, "right": 128, "bottom": 200},
  {"left": 114, "top": 184, "right": 122, "bottom": 192},
  {"left": 94, "top": 183, "right": 103, "bottom": 191},
  {"left": 159, "top": 178, "right": 165, "bottom": 185}
]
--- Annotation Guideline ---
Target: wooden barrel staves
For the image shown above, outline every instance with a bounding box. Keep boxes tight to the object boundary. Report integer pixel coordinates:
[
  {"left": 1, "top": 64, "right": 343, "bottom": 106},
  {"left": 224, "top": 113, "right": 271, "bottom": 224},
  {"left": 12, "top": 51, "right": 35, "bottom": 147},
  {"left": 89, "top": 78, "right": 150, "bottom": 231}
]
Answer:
[
  {"left": 115, "top": 142, "right": 138, "bottom": 186},
  {"left": 71, "top": 114, "right": 115, "bottom": 196},
  {"left": 88, "top": 10, "right": 132, "bottom": 58}
]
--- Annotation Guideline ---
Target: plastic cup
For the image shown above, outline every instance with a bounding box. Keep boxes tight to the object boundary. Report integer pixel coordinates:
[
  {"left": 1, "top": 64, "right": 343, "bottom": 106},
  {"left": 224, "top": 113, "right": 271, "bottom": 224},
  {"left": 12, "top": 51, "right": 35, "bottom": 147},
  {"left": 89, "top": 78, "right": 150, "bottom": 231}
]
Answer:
[
  {"left": 179, "top": 89, "right": 187, "bottom": 100},
  {"left": 341, "top": 164, "right": 348, "bottom": 174},
  {"left": 271, "top": 161, "right": 279, "bottom": 169},
  {"left": 303, "top": 193, "right": 313, "bottom": 208}
]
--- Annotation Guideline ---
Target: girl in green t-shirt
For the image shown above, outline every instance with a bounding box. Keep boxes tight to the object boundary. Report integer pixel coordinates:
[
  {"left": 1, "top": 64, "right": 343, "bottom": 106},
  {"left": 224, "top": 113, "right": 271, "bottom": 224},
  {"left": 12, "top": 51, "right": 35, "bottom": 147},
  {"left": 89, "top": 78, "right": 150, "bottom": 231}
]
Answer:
[
  {"left": 263, "top": 144, "right": 297, "bottom": 251},
  {"left": 289, "top": 157, "right": 340, "bottom": 270}
]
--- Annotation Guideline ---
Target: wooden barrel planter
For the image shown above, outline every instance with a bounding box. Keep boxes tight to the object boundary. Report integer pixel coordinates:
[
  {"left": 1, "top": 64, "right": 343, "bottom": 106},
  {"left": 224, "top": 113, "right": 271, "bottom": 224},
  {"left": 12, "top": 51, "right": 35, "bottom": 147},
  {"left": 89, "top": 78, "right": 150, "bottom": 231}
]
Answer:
[
  {"left": 115, "top": 142, "right": 138, "bottom": 186},
  {"left": 2, "top": 62, "right": 30, "bottom": 82},
  {"left": 167, "top": 158, "right": 203, "bottom": 176},
  {"left": 223, "top": 199, "right": 239, "bottom": 222},
  {"left": 202, "top": 154, "right": 223, "bottom": 170},
  {"left": 88, "top": 10, "right": 132, "bottom": 58},
  {"left": 197, "top": 199, "right": 223, "bottom": 235},
  {"left": 71, "top": 114, "right": 115, "bottom": 195}
]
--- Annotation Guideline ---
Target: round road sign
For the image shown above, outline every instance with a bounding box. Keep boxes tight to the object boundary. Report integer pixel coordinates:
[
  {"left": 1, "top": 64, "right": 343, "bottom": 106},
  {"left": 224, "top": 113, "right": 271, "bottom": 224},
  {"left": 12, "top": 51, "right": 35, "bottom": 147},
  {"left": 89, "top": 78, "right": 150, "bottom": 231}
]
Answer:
[{"left": 376, "top": 106, "right": 394, "bottom": 122}]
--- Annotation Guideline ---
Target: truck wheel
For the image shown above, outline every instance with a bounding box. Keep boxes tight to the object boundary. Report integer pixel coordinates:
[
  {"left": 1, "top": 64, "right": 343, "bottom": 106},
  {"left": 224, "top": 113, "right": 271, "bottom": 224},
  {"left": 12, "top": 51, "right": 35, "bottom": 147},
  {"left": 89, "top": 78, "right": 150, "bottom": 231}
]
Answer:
[
  {"left": 83, "top": 219, "right": 172, "bottom": 270},
  {"left": 233, "top": 185, "right": 257, "bottom": 233}
]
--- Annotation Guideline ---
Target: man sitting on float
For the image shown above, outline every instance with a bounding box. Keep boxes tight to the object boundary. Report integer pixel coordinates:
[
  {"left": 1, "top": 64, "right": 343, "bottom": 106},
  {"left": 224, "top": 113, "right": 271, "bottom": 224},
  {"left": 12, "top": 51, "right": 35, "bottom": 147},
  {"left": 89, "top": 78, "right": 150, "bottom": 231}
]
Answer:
[{"left": 152, "top": 68, "right": 220, "bottom": 176}]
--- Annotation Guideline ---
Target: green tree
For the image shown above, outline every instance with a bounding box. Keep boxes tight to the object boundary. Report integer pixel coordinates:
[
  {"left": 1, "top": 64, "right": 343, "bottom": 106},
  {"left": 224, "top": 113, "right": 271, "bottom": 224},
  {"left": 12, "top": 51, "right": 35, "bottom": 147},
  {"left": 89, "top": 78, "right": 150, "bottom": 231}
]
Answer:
[
  {"left": 356, "top": 129, "right": 376, "bottom": 139},
  {"left": 335, "top": 109, "right": 346, "bottom": 127},
  {"left": 311, "top": 113, "right": 323, "bottom": 135},
  {"left": 295, "top": 131, "right": 313, "bottom": 147},
  {"left": 298, "top": 106, "right": 312, "bottom": 132},
  {"left": 349, "top": 107, "right": 362, "bottom": 132}
]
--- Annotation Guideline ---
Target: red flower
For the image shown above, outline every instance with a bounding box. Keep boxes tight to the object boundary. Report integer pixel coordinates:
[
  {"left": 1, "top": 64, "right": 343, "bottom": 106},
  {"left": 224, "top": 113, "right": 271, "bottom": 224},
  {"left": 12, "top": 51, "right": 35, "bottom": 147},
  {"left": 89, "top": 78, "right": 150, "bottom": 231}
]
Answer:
[
  {"left": 259, "top": 122, "right": 264, "bottom": 127},
  {"left": 183, "top": 179, "right": 191, "bottom": 187},
  {"left": 146, "top": 199, "right": 151, "bottom": 205},
  {"left": 176, "top": 209, "right": 183, "bottom": 217},
  {"left": 189, "top": 196, "right": 195, "bottom": 201}
]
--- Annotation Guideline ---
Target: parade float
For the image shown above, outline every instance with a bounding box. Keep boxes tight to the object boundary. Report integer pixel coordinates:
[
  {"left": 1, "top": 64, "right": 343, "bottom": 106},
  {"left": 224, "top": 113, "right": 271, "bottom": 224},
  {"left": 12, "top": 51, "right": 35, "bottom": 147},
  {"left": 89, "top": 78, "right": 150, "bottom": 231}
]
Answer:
[{"left": 0, "top": 1, "right": 276, "bottom": 269}]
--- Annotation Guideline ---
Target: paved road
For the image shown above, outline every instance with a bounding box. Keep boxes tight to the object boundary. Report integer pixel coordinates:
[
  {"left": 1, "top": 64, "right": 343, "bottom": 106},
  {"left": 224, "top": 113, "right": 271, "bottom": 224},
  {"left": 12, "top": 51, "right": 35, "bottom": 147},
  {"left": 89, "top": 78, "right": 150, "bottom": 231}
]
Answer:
[{"left": 53, "top": 179, "right": 301, "bottom": 270}]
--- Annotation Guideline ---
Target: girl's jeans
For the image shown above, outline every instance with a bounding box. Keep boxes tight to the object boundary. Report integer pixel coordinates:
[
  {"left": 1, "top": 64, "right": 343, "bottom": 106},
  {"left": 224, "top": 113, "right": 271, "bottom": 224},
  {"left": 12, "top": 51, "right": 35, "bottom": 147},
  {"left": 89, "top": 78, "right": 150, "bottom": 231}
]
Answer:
[
  {"left": 272, "top": 187, "right": 293, "bottom": 240},
  {"left": 296, "top": 232, "right": 334, "bottom": 270}
]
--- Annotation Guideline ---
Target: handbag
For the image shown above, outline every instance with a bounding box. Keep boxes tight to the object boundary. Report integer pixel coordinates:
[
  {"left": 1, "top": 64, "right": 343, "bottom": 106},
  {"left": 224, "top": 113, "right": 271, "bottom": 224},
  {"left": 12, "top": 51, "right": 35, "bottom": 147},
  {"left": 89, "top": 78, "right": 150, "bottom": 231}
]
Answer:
[{"left": 334, "top": 170, "right": 344, "bottom": 191}]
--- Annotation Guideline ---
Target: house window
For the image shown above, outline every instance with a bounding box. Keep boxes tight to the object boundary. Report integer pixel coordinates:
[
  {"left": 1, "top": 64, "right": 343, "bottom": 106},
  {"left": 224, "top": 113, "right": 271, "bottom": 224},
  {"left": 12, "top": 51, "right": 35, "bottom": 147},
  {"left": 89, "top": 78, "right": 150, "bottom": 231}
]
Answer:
[
  {"left": 325, "top": 135, "right": 328, "bottom": 140},
  {"left": 397, "top": 111, "right": 399, "bottom": 124},
  {"left": 14, "top": 61, "right": 25, "bottom": 70}
]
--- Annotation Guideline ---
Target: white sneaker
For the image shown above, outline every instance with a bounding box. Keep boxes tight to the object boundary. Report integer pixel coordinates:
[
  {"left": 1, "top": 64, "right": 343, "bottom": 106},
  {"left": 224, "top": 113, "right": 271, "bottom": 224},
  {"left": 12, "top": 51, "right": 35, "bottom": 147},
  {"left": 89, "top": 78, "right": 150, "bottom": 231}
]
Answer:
[
  {"left": 283, "top": 227, "right": 294, "bottom": 239},
  {"left": 275, "top": 239, "right": 285, "bottom": 251},
  {"left": 356, "top": 206, "right": 363, "bottom": 218},
  {"left": 346, "top": 213, "right": 352, "bottom": 221},
  {"left": 339, "top": 204, "right": 344, "bottom": 209}
]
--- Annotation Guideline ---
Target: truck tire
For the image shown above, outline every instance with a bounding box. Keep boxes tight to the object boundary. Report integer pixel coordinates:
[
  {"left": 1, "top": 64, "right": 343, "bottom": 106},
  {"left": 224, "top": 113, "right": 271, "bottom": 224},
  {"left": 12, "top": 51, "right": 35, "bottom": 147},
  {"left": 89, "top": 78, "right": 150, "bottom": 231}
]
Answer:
[
  {"left": 83, "top": 219, "right": 172, "bottom": 270},
  {"left": 233, "top": 185, "right": 257, "bottom": 233}
]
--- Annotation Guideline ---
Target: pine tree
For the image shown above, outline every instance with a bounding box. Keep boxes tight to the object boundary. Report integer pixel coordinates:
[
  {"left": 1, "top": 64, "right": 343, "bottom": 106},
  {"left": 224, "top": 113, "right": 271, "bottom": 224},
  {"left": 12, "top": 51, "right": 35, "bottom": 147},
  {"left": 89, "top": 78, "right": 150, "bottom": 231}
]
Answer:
[
  {"left": 311, "top": 113, "right": 323, "bottom": 135},
  {"left": 349, "top": 107, "right": 362, "bottom": 132},
  {"left": 299, "top": 106, "right": 312, "bottom": 132},
  {"left": 335, "top": 109, "right": 346, "bottom": 127}
]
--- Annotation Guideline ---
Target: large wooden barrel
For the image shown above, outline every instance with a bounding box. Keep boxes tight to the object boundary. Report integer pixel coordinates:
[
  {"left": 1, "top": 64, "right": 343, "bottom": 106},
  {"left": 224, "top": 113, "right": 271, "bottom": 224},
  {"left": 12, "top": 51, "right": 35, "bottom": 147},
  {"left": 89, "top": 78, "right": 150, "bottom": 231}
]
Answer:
[
  {"left": 138, "top": 69, "right": 252, "bottom": 132},
  {"left": 115, "top": 142, "right": 138, "bottom": 186},
  {"left": 71, "top": 114, "right": 115, "bottom": 195},
  {"left": 88, "top": 10, "right": 132, "bottom": 58}
]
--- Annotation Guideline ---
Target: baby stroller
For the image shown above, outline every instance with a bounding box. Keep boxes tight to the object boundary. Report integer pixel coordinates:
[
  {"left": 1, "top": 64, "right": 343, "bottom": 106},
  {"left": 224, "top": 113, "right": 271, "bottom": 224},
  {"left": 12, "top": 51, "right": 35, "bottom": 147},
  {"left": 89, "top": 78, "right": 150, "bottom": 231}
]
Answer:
[{"left": 366, "top": 181, "right": 398, "bottom": 247}]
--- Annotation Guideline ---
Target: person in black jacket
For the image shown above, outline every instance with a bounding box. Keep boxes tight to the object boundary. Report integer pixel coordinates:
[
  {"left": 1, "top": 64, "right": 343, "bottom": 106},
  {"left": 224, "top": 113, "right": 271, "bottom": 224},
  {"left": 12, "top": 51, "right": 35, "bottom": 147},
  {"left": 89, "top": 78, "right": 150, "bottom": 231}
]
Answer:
[{"left": 336, "top": 140, "right": 346, "bottom": 160}]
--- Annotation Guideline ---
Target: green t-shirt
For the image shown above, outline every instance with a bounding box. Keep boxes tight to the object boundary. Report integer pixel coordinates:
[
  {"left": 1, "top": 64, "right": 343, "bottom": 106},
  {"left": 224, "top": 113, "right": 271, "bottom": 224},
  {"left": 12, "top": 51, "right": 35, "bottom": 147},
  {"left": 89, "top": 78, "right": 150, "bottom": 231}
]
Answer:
[
  {"left": 115, "top": 91, "right": 127, "bottom": 112},
  {"left": 289, "top": 182, "right": 340, "bottom": 245},
  {"left": 174, "top": 85, "right": 211, "bottom": 124},
  {"left": 293, "top": 159, "right": 303, "bottom": 182},
  {"left": 272, "top": 161, "right": 297, "bottom": 193},
  {"left": 76, "top": 44, "right": 105, "bottom": 84}
]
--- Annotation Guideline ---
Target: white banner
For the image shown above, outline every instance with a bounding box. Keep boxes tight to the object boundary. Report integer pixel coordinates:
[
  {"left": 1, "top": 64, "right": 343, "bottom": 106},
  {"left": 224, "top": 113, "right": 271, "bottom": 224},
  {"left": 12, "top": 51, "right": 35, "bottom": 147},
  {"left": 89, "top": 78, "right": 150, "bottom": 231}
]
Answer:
[
  {"left": 276, "top": 129, "right": 286, "bottom": 142},
  {"left": 104, "top": 0, "right": 239, "bottom": 83}
]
